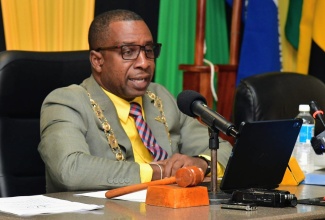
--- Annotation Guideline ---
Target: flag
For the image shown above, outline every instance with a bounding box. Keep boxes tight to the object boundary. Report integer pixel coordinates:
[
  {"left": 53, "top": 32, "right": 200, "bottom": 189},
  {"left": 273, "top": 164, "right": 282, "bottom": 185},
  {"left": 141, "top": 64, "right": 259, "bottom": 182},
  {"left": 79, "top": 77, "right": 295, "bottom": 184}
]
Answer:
[
  {"left": 308, "top": 0, "right": 325, "bottom": 82},
  {"left": 285, "top": 0, "right": 325, "bottom": 82},
  {"left": 235, "top": 0, "right": 281, "bottom": 84},
  {"left": 284, "top": 0, "right": 302, "bottom": 50},
  {"left": 155, "top": 0, "right": 229, "bottom": 98}
]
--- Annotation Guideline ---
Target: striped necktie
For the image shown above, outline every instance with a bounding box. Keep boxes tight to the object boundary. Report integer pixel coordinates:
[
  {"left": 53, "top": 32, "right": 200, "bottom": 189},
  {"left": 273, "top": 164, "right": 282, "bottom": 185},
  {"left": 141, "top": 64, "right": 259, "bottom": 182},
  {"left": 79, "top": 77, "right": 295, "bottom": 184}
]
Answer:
[{"left": 129, "top": 102, "right": 168, "bottom": 161}]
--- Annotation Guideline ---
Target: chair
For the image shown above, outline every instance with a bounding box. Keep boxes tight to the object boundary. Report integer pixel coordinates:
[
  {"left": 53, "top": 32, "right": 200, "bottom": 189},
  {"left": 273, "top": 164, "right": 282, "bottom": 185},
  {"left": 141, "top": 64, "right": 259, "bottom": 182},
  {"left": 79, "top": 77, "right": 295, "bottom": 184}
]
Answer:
[
  {"left": 232, "top": 72, "right": 325, "bottom": 136},
  {"left": 0, "top": 50, "right": 91, "bottom": 197}
]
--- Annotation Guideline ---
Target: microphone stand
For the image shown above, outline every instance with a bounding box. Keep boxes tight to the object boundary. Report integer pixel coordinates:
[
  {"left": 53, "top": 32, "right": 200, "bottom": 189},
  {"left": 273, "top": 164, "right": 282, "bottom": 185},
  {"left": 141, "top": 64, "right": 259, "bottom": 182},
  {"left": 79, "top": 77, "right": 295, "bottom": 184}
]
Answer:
[
  {"left": 208, "top": 128, "right": 219, "bottom": 195},
  {"left": 208, "top": 127, "right": 232, "bottom": 204}
]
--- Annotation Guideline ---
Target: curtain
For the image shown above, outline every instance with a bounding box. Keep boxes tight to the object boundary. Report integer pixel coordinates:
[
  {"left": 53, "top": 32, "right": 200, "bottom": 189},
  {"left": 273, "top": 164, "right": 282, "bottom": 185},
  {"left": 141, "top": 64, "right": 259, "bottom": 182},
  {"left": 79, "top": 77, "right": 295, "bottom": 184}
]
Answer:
[
  {"left": 155, "top": 0, "right": 229, "bottom": 98},
  {"left": 1, "top": 0, "right": 94, "bottom": 51}
]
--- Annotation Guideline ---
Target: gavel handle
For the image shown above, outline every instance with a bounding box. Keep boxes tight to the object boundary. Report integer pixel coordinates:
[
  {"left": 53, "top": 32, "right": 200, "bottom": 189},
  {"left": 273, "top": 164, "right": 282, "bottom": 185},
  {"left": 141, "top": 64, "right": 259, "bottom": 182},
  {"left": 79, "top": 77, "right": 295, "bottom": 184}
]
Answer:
[{"left": 105, "top": 176, "right": 176, "bottom": 199}]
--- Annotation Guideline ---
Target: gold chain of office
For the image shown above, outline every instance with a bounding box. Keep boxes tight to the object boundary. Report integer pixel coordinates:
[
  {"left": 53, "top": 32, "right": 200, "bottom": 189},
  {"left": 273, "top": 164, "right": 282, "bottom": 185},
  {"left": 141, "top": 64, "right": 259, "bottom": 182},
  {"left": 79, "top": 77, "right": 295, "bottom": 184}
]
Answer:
[{"left": 87, "top": 91, "right": 171, "bottom": 161}]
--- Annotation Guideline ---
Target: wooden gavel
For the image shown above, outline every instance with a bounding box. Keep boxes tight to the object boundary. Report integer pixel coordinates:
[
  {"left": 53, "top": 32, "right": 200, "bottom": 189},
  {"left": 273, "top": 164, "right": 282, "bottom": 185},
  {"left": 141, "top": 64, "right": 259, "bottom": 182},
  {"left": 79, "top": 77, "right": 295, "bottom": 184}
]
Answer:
[{"left": 105, "top": 166, "right": 204, "bottom": 199}]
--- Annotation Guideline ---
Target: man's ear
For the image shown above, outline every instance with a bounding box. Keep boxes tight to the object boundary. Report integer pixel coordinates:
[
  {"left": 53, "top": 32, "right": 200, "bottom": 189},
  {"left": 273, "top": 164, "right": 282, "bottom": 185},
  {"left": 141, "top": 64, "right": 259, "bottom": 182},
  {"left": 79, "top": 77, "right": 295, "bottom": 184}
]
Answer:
[{"left": 90, "top": 50, "right": 104, "bottom": 72}]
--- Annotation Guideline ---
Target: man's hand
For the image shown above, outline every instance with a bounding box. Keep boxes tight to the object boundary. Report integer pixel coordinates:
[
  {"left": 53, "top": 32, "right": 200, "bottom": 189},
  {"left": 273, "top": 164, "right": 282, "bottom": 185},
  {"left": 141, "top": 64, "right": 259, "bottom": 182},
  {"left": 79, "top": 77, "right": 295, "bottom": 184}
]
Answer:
[{"left": 157, "top": 153, "right": 208, "bottom": 178}]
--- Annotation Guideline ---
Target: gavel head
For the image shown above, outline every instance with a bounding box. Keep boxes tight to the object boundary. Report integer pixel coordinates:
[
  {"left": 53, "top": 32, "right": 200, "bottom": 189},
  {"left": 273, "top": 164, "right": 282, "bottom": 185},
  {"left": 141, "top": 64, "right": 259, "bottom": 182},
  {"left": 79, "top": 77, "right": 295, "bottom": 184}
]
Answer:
[{"left": 175, "top": 166, "right": 204, "bottom": 187}]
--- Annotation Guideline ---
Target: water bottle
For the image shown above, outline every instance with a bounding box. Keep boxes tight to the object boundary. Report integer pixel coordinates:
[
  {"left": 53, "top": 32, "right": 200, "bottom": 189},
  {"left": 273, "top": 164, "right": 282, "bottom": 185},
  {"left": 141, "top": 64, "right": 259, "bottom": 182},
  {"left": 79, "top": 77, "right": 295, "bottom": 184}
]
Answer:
[{"left": 292, "top": 104, "right": 315, "bottom": 173}]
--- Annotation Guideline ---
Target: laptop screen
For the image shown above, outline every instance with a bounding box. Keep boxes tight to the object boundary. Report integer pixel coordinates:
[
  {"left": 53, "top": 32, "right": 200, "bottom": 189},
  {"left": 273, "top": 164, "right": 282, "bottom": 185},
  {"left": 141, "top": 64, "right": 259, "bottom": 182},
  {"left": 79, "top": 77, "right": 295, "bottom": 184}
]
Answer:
[{"left": 220, "top": 119, "right": 302, "bottom": 193}]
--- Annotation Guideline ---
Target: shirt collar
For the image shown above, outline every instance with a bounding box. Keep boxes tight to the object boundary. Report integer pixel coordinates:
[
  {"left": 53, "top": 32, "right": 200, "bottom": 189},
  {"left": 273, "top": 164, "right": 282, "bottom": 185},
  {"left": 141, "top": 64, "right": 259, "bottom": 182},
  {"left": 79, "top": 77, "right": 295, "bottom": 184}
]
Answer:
[{"left": 102, "top": 88, "right": 144, "bottom": 123}]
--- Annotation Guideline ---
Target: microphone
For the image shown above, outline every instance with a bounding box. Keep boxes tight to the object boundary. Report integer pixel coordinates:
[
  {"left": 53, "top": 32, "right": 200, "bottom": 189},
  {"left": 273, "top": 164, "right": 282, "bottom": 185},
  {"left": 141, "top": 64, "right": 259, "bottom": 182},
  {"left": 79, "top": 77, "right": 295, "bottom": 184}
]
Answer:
[
  {"left": 309, "top": 101, "right": 325, "bottom": 155},
  {"left": 177, "top": 90, "right": 238, "bottom": 137},
  {"left": 310, "top": 101, "right": 325, "bottom": 128}
]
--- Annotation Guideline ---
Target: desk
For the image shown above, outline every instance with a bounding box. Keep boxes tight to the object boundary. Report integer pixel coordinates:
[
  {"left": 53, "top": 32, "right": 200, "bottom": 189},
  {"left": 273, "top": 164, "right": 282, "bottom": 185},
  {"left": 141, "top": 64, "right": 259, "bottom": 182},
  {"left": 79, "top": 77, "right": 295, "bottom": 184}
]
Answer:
[{"left": 0, "top": 184, "right": 324, "bottom": 220}]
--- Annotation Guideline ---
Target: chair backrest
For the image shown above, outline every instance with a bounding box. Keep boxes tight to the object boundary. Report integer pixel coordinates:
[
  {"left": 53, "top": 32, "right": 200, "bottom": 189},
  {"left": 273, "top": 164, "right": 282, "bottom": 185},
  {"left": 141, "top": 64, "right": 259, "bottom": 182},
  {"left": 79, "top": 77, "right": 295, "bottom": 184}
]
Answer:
[
  {"left": 232, "top": 72, "right": 325, "bottom": 135},
  {"left": 0, "top": 50, "right": 91, "bottom": 197}
]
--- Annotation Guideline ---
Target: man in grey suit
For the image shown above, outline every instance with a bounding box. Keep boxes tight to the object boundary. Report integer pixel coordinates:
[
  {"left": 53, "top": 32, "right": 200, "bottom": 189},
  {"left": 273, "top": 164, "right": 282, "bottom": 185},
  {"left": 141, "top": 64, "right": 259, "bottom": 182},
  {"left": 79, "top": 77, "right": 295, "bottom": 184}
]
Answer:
[{"left": 38, "top": 9, "right": 232, "bottom": 193}]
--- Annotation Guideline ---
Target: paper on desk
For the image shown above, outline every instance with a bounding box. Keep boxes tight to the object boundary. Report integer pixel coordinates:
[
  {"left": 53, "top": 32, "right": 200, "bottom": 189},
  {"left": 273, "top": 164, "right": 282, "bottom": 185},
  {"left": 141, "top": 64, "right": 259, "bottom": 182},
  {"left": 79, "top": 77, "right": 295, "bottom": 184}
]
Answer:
[
  {"left": 75, "top": 189, "right": 147, "bottom": 202},
  {"left": 302, "top": 173, "right": 325, "bottom": 186},
  {"left": 0, "top": 195, "right": 103, "bottom": 216}
]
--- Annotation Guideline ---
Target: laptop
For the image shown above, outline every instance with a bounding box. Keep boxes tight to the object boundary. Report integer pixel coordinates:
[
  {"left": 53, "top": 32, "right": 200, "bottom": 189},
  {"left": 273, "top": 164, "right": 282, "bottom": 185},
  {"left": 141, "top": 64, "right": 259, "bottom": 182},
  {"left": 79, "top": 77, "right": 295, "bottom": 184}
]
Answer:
[{"left": 219, "top": 118, "right": 302, "bottom": 193}]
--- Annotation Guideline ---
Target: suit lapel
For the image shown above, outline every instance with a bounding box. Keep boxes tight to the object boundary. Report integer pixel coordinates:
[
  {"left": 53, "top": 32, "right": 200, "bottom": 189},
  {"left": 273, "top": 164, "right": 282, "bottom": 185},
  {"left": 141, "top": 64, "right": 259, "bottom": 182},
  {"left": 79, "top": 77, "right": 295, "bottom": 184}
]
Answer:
[
  {"left": 82, "top": 76, "right": 134, "bottom": 159},
  {"left": 143, "top": 94, "right": 172, "bottom": 155}
]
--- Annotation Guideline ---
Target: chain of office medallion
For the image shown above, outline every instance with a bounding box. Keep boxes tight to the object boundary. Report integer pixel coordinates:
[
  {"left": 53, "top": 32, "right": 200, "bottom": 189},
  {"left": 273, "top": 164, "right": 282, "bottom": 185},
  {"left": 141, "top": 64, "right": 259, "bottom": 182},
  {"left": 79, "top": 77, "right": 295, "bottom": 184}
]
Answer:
[{"left": 87, "top": 91, "right": 171, "bottom": 161}]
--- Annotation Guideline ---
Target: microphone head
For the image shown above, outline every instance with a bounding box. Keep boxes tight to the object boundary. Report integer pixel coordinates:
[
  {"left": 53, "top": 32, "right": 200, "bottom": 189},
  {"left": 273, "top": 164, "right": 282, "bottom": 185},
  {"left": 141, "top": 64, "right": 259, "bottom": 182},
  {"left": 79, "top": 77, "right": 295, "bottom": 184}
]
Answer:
[
  {"left": 177, "top": 90, "right": 207, "bottom": 117},
  {"left": 310, "top": 101, "right": 320, "bottom": 112}
]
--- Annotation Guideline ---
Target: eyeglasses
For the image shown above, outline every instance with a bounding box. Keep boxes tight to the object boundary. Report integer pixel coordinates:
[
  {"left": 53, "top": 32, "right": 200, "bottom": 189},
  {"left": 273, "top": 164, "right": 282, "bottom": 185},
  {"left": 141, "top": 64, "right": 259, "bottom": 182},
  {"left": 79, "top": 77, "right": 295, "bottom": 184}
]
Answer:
[{"left": 95, "top": 43, "right": 162, "bottom": 60}]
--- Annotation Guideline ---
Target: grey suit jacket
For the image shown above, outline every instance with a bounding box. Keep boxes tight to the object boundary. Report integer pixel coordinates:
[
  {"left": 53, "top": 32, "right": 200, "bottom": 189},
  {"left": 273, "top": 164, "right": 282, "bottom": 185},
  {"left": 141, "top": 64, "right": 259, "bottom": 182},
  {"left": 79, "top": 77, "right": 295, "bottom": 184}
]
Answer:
[{"left": 38, "top": 75, "right": 232, "bottom": 193}]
